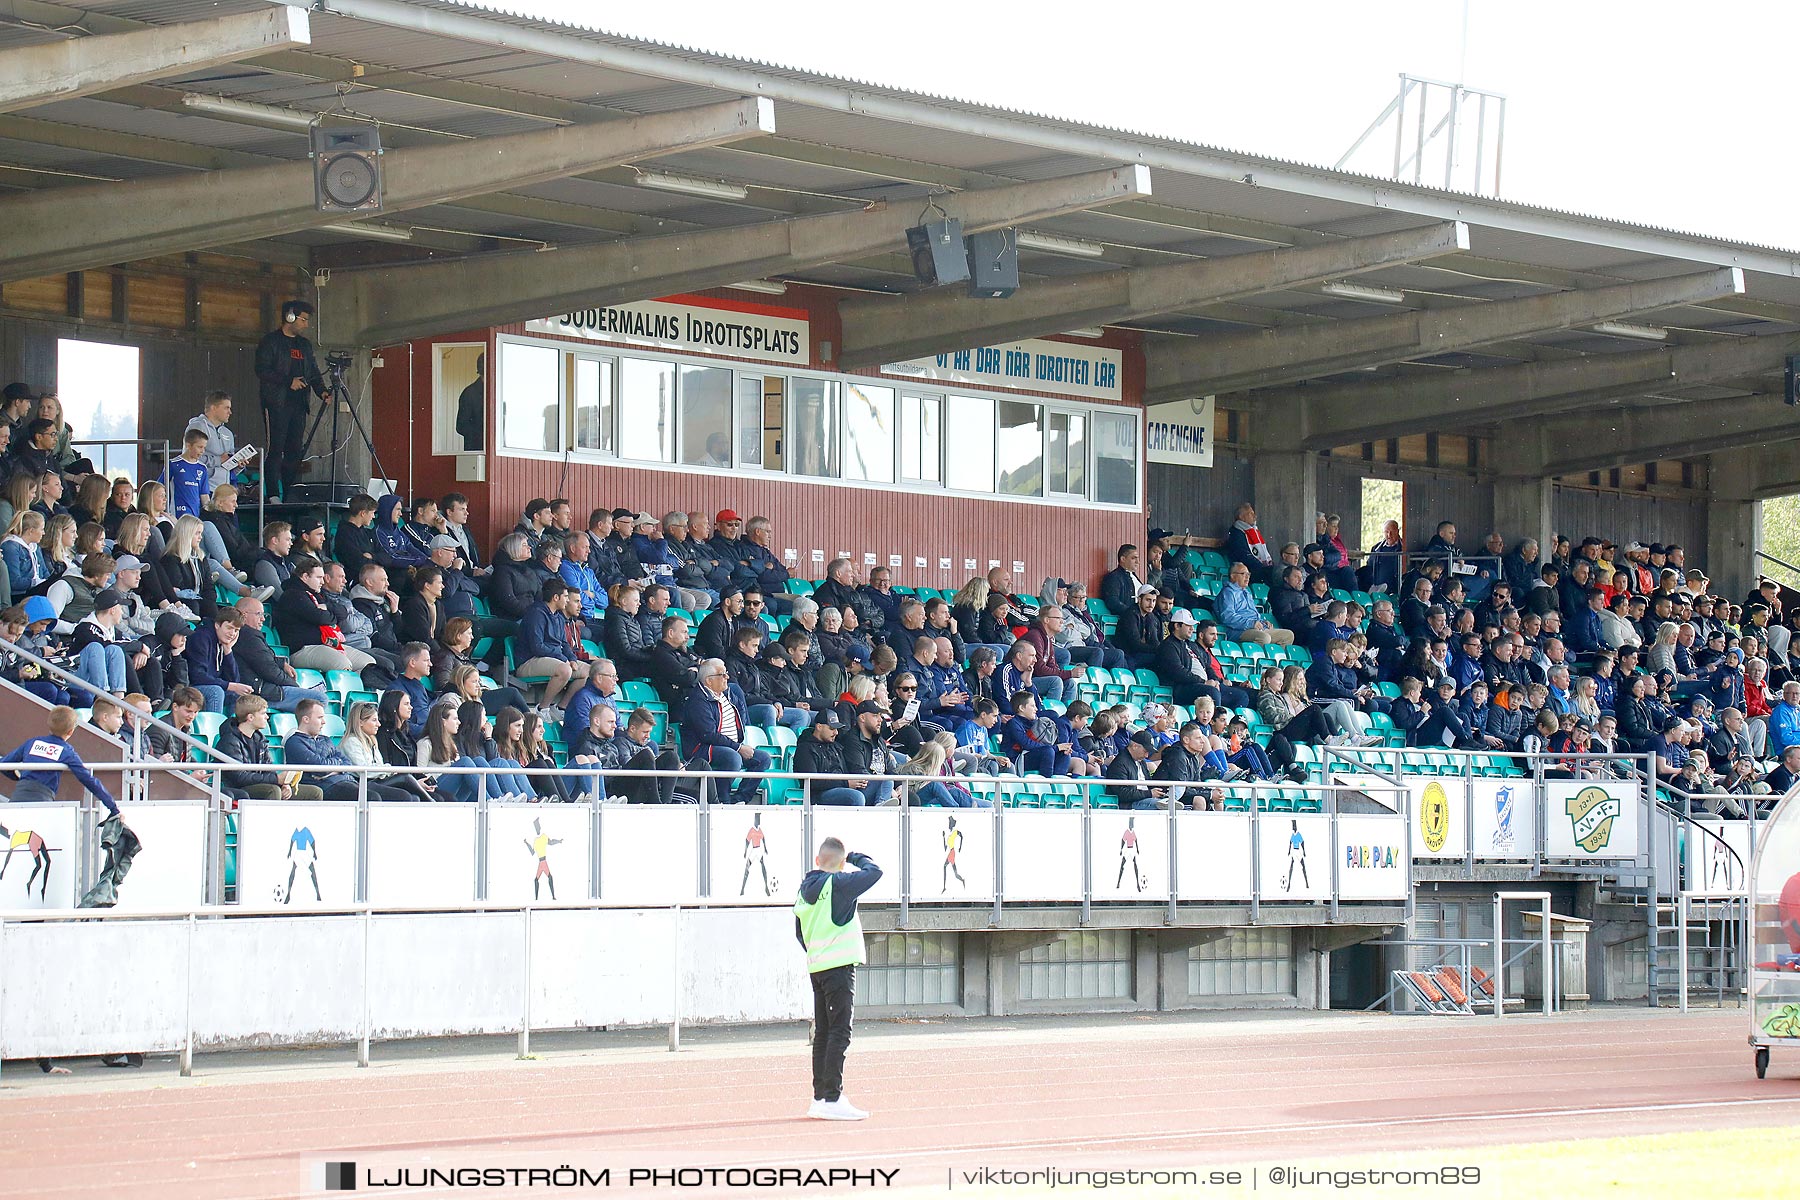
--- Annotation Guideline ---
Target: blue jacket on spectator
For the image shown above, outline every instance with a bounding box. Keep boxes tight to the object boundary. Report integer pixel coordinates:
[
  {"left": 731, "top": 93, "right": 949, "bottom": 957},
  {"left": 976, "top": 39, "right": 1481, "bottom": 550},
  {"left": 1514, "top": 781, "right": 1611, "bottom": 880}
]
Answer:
[
  {"left": 283, "top": 731, "right": 356, "bottom": 789},
  {"left": 926, "top": 661, "right": 974, "bottom": 723},
  {"left": 517, "top": 601, "right": 575, "bottom": 662},
  {"left": 374, "top": 495, "right": 430, "bottom": 568},
  {"left": 1771, "top": 701, "right": 1800, "bottom": 754},
  {"left": 1566, "top": 606, "right": 1604, "bottom": 655},
  {"left": 1305, "top": 658, "right": 1360, "bottom": 703},
  {"left": 1, "top": 735, "right": 116, "bottom": 812},
  {"left": 395, "top": 674, "right": 432, "bottom": 738},
  {"left": 1448, "top": 649, "right": 1483, "bottom": 695},
  {"left": 995, "top": 661, "right": 1033, "bottom": 716},
  {"left": 558, "top": 558, "right": 607, "bottom": 621},
  {"left": 183, "top": 622, "right": 240, "bottom": 690},
  {"left": 1215, "top": 582, "right": 1262, "bottom": 637},
  {"left": 2, "top": 536, "right": 50, "bottom": 597},
  {"left": 677, "top": 682, "right": 750, "bottom": 761}
]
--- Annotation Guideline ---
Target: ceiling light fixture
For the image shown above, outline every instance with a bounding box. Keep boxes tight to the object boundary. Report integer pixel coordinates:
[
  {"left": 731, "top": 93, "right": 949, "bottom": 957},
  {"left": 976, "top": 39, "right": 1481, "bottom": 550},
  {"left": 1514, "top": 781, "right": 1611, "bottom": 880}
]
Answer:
[
  {"left": 1591, "top": 321, "right": 1668, "bottom": 341},
  {"left": 1062, "top": 327, "right": 1106, "bottom": 338},
  {"left": 1015, "top": 230, "right": 1106, "bottom": 259},
  {"left": 321, "top": 222, "right": 414, "bottom": 243},
  {"left": 636, "top": 170, "right": 749, "bottom": 201},
  {"left": 180, "top": 92, "right": 317, "bottom": 132},
  {"left": 727, "top": 279, "right": 788, "bottom": 295},
  {"left": 1320, "top": 281, "right": 1406, "bottom": 304}
]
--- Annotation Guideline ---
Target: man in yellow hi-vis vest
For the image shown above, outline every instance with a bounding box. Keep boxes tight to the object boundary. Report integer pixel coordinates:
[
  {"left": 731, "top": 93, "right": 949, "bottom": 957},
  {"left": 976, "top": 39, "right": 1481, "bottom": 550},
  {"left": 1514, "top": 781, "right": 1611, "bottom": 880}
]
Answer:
[{"left": 794, "top": 836, "right": 882, "bottom": 1120}]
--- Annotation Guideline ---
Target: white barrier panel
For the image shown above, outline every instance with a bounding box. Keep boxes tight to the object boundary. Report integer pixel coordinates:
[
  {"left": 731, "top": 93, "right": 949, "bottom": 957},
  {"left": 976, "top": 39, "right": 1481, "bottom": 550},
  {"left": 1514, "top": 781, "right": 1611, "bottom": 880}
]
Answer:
[
  {"left": 1090, "top": 810, "right": 1168, "bottom": 902},
  {"left": 367, "top": 803, "right": 478, "bottom": 907},
  {"left": 236, "top": 802, "right": 356, "bottom": 909},
  {"left": 486, "top": 805, "right": 590, "bottom": 905},
  {"left": 1469, "top": 777, "right": 1535, "bottom": 860},
  {"left": 111, "top": 802, "right": 209, "bottom": 911},
  {"left": 809, "top": 808, "right": 901, "bottom": 903},
  {"left": 0, "top": 906, "right": 807, "bottom": 1060},
  {"left": 1544, "top": 779, "right": 1640, "bottom": 859},
  {"left": 909, "top": 809, "right": 994, "bottom": 903},
  {"left": 1335, "top": 814, "right": 1410, "bottom": 901},
  {"left": 1684, "top": 818, "right": 1754, "bottom": 897},
  {"left": 600, "top": 807, "right": 700, "bottom": 903},
  {"left": 1175, "top": 813, "right": 1253, "bottom": 901},
  {"left": 0, "top": 802, "right": 78, "bottom": 909},
  {"left": 1411, "top": 777, "right": 1467, "bottom": 859},
  {"left": 706, "top": 805, "right": 805, "bottom": 903},
  {"left": 1000, "top": 810, "right": 1084, "bottom": 901},
  {"left": 1260, "top": 814, "right": 1330, "bottom": 901}
]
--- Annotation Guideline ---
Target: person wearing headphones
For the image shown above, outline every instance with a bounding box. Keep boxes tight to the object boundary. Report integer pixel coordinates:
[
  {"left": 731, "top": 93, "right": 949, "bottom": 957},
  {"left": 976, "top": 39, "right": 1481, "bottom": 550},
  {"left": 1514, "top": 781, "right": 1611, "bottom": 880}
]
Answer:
[{"left": 253, "top": 299, "right": 327, "bottom": 501}]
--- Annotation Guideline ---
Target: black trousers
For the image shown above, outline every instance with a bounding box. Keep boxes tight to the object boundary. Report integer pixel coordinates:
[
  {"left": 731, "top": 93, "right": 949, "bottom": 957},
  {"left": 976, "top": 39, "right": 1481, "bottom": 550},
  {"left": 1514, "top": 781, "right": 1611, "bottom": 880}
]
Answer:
[
  {"left": 264, "top": 399, "right": 309, "bottom": 496},
  {"left": 810, "top": 964, "right": 856, "bottom": 1102}
]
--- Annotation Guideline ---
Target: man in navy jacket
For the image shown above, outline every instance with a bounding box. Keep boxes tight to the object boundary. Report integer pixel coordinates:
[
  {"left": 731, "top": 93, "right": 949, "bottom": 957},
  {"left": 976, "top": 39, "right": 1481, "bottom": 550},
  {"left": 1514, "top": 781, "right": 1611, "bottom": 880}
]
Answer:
[
  {"left": 515, "top": 579, "right": 590, "bottom": 716},
  {"left": 678, "top": 657, "right": 771, "bottom": 803}
]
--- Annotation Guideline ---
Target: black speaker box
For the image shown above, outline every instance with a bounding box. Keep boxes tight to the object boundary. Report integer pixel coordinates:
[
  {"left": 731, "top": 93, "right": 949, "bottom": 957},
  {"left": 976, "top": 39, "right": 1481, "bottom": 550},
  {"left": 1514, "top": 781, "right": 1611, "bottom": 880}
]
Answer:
[
  {"left": 966, "top": 228, "right": 1019, "bottom": 299},
  {"left": 907, "top": 218, "right": 969, "bottom": 286},
  {"left": 312, "top": 122, "right": 384, "bottom": 213}
]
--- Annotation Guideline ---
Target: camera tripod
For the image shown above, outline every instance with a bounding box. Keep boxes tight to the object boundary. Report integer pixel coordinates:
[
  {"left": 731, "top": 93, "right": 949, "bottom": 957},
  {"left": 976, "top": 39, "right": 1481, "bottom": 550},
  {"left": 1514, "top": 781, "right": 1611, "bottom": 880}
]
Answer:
[{"left": 259, "top": 353, "right": 394, "bottom": 530}]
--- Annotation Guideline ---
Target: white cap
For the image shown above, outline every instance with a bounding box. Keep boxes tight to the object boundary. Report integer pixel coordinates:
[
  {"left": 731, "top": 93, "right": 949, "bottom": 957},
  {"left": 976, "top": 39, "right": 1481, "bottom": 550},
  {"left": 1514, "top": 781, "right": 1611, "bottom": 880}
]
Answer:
[{"left": 1170, "top": 608, "right": 1196, "bottom": 626}]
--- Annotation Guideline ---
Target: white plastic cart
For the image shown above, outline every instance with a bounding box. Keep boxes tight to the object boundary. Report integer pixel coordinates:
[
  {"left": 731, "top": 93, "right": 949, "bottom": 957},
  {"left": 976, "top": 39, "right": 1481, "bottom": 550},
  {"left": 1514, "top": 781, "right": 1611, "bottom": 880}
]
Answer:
[{"left": 1748, "top": 787, "right": 1800, "bottom": 1079}]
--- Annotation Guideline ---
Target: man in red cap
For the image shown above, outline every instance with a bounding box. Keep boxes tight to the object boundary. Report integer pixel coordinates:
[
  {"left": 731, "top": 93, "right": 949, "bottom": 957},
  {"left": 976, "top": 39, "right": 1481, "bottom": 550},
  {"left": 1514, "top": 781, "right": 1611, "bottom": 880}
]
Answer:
[{"left": 710, "top": 509, "right": 751, "bottom": 586}]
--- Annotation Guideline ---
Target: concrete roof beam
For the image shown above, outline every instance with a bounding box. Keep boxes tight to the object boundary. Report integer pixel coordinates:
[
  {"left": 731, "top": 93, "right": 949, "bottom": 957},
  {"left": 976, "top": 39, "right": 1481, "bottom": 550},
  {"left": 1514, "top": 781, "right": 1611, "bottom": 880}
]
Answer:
[
  {"left": 320, "top": 165, "right": 1152, "bottom": 347},
  {"left": 835, "top": 221, "right": 1468, "bottom": 369},
  {"left": 1143, "top": 267, "right": 1746, "bottom": 402},
  {"left": 1512, "top": 396, "right": 1800, "bottom": 477},
  {"left": 0, "top": 97, "right": 774, "bottom": 283},
  {"left": 0, "top": 6, "right": 310, "bottom": 114}
]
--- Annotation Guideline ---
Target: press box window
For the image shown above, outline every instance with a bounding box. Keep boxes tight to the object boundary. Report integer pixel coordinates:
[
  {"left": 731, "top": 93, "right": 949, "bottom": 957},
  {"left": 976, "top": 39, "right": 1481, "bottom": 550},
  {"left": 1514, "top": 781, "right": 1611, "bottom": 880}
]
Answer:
[
  {"left": 996, "top": 401, "right": 1044, "bottom": 498},
  {"left": 789, "top": 377, "right": 840, "bottom": 478},
  {"left": 679, "top": 362, "right": 733, "bottom": 467},
  {"left": 1047, "top": 411, "right": 1087, "bottom": 498},
  {"left": 900, "top": 393, "right": 941, "bottom": 484},
  {"left": 735, "top": 375, "right": 783, "bottom": 470},
  {"left": 1092, "top": 409, "right": 1138, "bottom": 507},
  {"left": 619, "top": 356, "right": 675, "bottom": 463},
  {"left": 432, "top": 342, "right": 485, "bottom": 456},
  {"left": 498, "top": 340, "right": 560, "bottom": 454},
  {"left": 570, "top": 354, "right": 614, "bottom": 455},
  {"left": 944, "top": 394, "right": 993, "bottom": 493},
  {"left": 841, "top": 382, "right": 895, "bottom": 483}
]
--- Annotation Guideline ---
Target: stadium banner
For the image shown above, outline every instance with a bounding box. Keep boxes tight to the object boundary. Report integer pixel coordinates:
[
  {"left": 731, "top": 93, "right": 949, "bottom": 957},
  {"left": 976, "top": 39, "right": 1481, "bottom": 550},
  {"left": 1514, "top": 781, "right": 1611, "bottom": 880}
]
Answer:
[
  {"left": 706, "top": 805, "right": 805, "bottom": 904},
  {"left": 999, "top": 810, "right": 1085, "bottom": 901},
  {"left": 1469, "top": 777, "right": 1536, "bottom": 860},
  {"left": 1174, "top": 812, "right": 1253, "bottom": 900},
  {"left": 1334, "top": 814, "right": 1410, "bottom": 900},
  {"left": 881, "top": 338, "right": 1124, "bottom": 402},
  {"left": 526, "top": 294, "right": 810, "bottom": 365},
  {"left": 1145, "top": 396, "right": 1215, "bottom": 468},
  {"left": 0, "top": 802, "right": 80, "bottom": 910},
  {"left": 1683, "top": 817, "right": 1754, "bottom": 898},
  {"left": 809, "top": 807, "right": 902, "bottom": 903},
  {"left": 110, "top": 801, "right": 208, "bottom": 911},
  {"left": 1333, "top": 771, "right": 1469, "bottom": 859},
  {"left": 236, "top": 801, "right": 356, "bottom": 910},
  {"left": 1089, "top": 809, "right": 1169, "bottom": 902},
  {"left": 367, "top": 803, "right": 479, "bottom": 907},
  {"left": 599, "top": 807, "right": 701, "bottom": 903},
  {"left": 486, "top": 804, "right": 591, "bottom": 906},
  {"left": 1544, "top": 779, "right": 1641, "bottom": 860},
  {"left": 909, "top": 808, "right": 994, "bottom": 903},
  {"left": 1259, "top": 813, "right": 1331, "bottom": 902}
]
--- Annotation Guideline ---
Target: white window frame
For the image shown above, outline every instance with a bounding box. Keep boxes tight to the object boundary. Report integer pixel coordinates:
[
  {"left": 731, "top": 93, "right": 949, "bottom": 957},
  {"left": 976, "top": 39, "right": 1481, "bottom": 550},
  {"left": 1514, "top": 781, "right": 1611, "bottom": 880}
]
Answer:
[
  {"left": 431, "top": 341, "right": 486, "bottom": 457},
  {"left": 491, "top": 332, "right": 1142, "bottom": 512},
  {"left": 568, "top": 349, "right": 617, "bottom": 458},
  {"left": 899, "top": 391, "right": 945, "bottom": 486},
  {"left": 496, "top": 337, "right": 564, "bottom": 456}
]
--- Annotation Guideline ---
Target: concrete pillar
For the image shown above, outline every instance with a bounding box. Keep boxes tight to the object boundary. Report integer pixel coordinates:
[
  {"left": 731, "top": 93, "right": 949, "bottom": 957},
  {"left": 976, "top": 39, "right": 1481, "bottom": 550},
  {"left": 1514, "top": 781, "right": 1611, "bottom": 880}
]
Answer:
[
  {"left": 1251, "top": 451, "right": 1320, "bottom": 554},
  {"left": 1494, "top": 475, "right": 1553, "bottom": 557},
  {"left": 1706, "top": 498, "right": 1759, "bottom": 601}
]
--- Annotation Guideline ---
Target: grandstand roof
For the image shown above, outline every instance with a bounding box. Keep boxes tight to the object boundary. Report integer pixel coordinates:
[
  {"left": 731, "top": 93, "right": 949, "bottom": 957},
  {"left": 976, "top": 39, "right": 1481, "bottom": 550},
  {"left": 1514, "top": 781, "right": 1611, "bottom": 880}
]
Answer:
[{"left": 3, "top": 0, "right": 1797, "bottom": 445}]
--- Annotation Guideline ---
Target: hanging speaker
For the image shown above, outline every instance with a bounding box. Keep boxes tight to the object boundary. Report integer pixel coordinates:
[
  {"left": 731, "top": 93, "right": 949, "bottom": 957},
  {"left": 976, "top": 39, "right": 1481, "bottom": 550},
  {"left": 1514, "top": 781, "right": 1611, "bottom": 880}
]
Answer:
[
  {"left": 906, "top": 218, "right": 969, "bottom": 286},
  {"left": 965, "top": 227, "right": 1019, "bottom": 299},
  {"left": 311, "top": 122, "right": 384, "bottom": 213}
]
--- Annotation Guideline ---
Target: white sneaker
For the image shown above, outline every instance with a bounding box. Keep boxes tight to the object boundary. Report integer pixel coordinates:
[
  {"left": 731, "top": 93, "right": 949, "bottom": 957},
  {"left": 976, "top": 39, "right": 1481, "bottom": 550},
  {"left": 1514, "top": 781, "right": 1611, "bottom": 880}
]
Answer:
[
  {"left": 541, "top": 706, "right": 565, "bottom": 725},
  {"left": 251, "top": 586, "right": 276, "bottom": 602},
  {"left": 234, "top": 570, "right": 250, "bottom": 583},
  {"left": 1325, "top": 732, "right": 1347, "bottom": 746},
  {"left": 1355, "top": 733, "right": 1384, "bottom": 747},
  {"left": 811, "top": 1098, "right": 868, "bottom": 1121}
]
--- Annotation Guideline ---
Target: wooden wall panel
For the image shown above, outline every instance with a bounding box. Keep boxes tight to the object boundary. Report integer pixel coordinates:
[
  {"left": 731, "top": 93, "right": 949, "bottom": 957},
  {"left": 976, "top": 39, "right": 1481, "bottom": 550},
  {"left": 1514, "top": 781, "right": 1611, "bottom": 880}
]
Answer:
[
  {"left": 2, "top": 275, "right": 67, "bottom": 316},
  {"left": 1146, "top": 452, "right": 1253, "bottom": 541},
  {"left": 1552, "top": 485, "right": 1705, "bottom": 562}
]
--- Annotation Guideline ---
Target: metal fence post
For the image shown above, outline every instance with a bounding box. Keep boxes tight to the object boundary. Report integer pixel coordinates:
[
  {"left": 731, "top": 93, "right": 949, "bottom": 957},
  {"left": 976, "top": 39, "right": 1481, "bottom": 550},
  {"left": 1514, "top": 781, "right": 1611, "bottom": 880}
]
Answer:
[
  {"left": 1492, "top": 892, "right": 1504, "bottom": 1020},
  {"left": 1462, "top": 753, "right": 1475, "bottom": 874},
  {"left": 1249, "top": 797, "right": 1262, "bottom": 925},
  {"left": 991, "top": 787, "right": 1004, "bottom": 927},
  {"left": 1166, "top": 784, "right": 1178, "bottom": 924},
  {"left": 1328, "top": 785, "right": 1339, "bottom": 923},
  {"left": 1539, "top": 894, "right": 1553, "bottom": 1018},
  {"left": 358, "top": 907, "right": 372, "bottom": 1067},
  {"left": 182, "top": 912, "right": 196, "bottom": 1077},
  {"left": 1080, "top": 792, "right": 1092, "bottom": 926},
  {"left": 898, "top": 783, "right": 911, "bottom": 928},
  {"left": 1677, "top": 893, "right": 1690, "bottom": 1013},
  {"left": 518, "top": 906, "right": 533, "bottom": 1059},
  {"left": 669, "top": 904, "right": 682, "bottom": 1053}
]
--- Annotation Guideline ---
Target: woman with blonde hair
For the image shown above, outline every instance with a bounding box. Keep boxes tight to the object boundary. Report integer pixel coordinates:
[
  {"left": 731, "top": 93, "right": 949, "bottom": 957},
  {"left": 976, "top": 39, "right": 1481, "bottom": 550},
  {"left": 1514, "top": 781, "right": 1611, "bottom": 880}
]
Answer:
[
  {"left": 1270, "top": 663, "right": 1349, "bottom": 743},
  {"left": 0, "top": 472, "right": 38, "bottom": 541},
  {"left": 896, "top": 733, "right": 986, "bottom": 807},
  {"left": 156, "top": 513, "right": 215, "bottom": 621},
  {"left": 42, "top": 513, "right": 76, "bottom": 579},
  {"left": 1647, "top": 621, "right": 1681, "bottom": 677},
  {"left": 1, "top": 510, "right": 50, "bottom": 601}
]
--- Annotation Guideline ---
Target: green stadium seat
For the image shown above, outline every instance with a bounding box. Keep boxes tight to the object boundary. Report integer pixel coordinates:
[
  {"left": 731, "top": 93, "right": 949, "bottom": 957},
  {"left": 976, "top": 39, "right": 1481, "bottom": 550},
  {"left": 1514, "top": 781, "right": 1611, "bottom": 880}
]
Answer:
[
  {"left": 269, "top": 712, "right": 298, "bottom": 740},
  {"left": 191, "top": 712, "right": 226, "bottom": 742},
  {"left": 293, "top": 668, "right": 326, "bottom": 692},
  {"left": 620, "top": 680, "right": 660, "bottom": 705}
]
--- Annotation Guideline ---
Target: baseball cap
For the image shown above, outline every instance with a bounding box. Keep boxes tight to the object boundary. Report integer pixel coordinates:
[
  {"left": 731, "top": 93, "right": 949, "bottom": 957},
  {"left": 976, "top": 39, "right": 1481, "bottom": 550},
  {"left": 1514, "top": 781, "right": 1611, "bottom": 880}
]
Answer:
[
  {"left": 719, "top": 584, "right": 745, "bottom": 601},
  {"left": 294, "top": 516, "right": 324, "bottom": 535},
  {"left": 1649, "top": 543, "right": 1667, "bottom": 555},
  {"left": 1049, "top": 577, "right": 1068, "bottom": 590},
  {"left": 1135, "top": 583, "right": 1159, "bottom": 598},
  {"left": 715, "top": 509, "right": 741, "bottom": 523},
  {"left": 1146, "top": 527, "right": 1174, "bottom": 544},
  {"left": 1170, "top": 608, "right": 1196, "bottom": 626},
  {"left": 1662, "top": 716, "right": 1687, "bottom": 733},
  {"left": 1143, "top": 702, "right": 1169, "bottom": 719},
  {"left": 112, "top": 555, "right": 143, "bottom": 573},
  {"left": 1626, "top": 540, "right": 1647, "bottom": 552},
  {"left": 428, "top": 534, "right": 460, "bottom": 552},
  {"left": 634, "top": 512, "right": 659, "bottom": 526},
  {"left": 854, "top": 699, "right": 885, "bottom": 717},
  {"left": 815, "top": 709, "right": 843, "bottom": 730},
  {"left": 93, "top": 588, "right": 124, "bottom": 612},
  {"left": 610, "top": 507, "right": 634, "bottom": 521},
  {"left": 3, "top": 382, "right": 36, "bottom": 402},
  {"left": 1130, "top": 730, "right": 1159, "bottom": 751}
]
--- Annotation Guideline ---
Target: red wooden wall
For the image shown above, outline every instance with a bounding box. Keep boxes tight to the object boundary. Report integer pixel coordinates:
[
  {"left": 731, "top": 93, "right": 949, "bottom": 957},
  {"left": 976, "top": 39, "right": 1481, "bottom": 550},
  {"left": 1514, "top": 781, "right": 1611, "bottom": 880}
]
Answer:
[{"left": 366, "top": 284, "right": 1147, "bottom": 593}]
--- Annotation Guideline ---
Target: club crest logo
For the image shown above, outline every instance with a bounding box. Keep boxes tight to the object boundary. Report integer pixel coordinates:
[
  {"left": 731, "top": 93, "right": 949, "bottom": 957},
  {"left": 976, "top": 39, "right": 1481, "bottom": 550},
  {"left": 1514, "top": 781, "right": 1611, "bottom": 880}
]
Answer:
[
  {"left": 1565, "top": 785, "right": 1622, "bottom": 852},
  {"left": 1492, "top": 785, "right": 1515, "bottom": 850},
  {"left": 1420, "top": 781, "right": 1450, "bottom": 852}
]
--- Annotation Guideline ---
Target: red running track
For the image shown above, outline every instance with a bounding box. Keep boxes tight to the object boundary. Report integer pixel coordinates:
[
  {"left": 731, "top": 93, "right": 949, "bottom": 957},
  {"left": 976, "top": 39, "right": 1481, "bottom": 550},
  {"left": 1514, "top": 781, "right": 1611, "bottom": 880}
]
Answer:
[{"left": 2, "top": 1007, "right": 1796, "bottom": 1198}]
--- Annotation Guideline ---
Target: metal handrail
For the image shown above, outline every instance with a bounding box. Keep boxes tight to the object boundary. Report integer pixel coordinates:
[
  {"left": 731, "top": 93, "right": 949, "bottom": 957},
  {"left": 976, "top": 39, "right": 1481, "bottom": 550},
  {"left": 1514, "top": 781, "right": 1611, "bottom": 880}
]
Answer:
[
  {"left": 70, "top": 436, "right": 172, "bottom": 482},
  {"left": 0, "top": 633, "right": 226, "bottom": 765}
]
